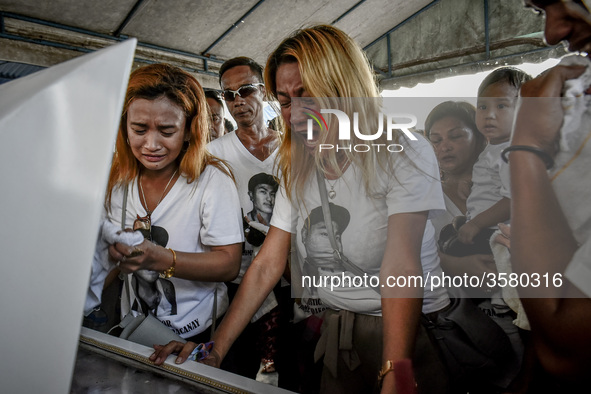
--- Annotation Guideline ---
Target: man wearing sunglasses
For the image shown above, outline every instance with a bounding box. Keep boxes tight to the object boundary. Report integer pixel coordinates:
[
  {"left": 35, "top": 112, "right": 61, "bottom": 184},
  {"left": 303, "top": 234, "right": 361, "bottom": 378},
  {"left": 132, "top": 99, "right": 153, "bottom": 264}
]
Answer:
[
  {"left": 498, "top": 0, "right": 591, "bottom": 387},
  {"left": 208, "top": 57, "right": 285, "bottom": 384}
]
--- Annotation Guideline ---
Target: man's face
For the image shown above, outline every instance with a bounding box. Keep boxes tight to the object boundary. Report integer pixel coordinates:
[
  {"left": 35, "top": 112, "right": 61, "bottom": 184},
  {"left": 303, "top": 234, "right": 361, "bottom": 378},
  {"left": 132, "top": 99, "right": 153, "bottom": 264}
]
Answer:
[
  {"left": 220, "top": 65, "right": 265, "bottom": 127},
  {"left": 206, "top": 97, "right": 224, "bottom": 140},
  {"left": 135, "top": 269, "right": 160, "bottom": 283},
  {"left": 302, "top": 221, "right": 343, "bottom": 262},
  {"left": 525, "top": 1, "right": 591, "bottom": 55},
  {"left": 249, "top": 183, "right": 275, "bottom": 214}
]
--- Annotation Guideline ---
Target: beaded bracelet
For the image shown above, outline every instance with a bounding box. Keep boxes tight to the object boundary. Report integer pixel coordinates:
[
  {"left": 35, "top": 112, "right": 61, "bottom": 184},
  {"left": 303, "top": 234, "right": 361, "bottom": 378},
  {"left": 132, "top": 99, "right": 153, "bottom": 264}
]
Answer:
[
  {"left": 188, "top": 341, "right": 214, "bottom": 361},
  {"left": 501, "top": 145, "right": 554, "bottom": 169}
]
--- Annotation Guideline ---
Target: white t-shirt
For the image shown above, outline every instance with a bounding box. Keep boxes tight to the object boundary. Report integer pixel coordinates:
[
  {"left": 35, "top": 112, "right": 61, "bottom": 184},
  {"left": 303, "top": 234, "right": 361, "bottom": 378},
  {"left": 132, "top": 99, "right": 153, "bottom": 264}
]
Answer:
[
  {"left": 108, "top": 166, "right": 243, "bottom": 338},
  {"left": 466, "top": 142, "right": 511, "bottom": 223},
  {"left": 554, "top": 91, "right": 591, "bottom": 297},
  {"left": 565, "top": 238, "right": 591, "bottom": 297},
  {"left": 271, "top": 134, "right": 449, "bottom": 315},
  {"left": 208, "top": 131, "right": 279, "bottom": 283}
]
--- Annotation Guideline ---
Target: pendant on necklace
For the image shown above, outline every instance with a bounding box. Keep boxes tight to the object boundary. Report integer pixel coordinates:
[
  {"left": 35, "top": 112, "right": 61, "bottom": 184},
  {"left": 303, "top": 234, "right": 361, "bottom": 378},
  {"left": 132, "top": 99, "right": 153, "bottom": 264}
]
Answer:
[
  {"left": 327, "top": 179, "right": 337, "bottom": 199},
  {"left": 133, "top": 213, "right": 151, "bottom": 232}
]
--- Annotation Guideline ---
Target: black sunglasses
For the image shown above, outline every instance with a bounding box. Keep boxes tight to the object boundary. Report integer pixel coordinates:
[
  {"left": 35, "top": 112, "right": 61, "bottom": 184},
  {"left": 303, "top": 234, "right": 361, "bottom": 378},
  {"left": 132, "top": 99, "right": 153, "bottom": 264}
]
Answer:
[{"left": 222, "top": 83, "right": 263, "bottom": 102}]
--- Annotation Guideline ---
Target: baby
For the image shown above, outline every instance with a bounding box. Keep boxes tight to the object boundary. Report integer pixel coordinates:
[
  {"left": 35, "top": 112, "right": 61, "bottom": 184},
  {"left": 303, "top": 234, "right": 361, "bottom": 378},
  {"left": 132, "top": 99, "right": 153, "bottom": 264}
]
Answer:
[{"left": 457, "top": 67, "right": 532, "bottom": 248}]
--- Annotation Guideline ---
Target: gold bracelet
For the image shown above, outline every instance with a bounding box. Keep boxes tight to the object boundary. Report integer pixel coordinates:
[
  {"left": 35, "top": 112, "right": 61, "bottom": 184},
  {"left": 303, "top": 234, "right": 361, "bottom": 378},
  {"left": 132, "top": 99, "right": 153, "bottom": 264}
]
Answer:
[
  {"left": 377, "top": 360, "right": 394, "bottom": 386},
  {"left": 160, "top": 248, "right": 176, "bottom": 278}
]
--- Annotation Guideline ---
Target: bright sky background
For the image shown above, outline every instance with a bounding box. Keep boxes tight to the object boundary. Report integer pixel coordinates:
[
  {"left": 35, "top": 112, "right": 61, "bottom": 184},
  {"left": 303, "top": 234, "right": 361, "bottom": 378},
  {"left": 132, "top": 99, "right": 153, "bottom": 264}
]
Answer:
[
  {"left": 382, "top": 58, "right": 561, "bottom": 97},
  {"left": 381, "top": 58, "right": 561, "bottom": 130}
]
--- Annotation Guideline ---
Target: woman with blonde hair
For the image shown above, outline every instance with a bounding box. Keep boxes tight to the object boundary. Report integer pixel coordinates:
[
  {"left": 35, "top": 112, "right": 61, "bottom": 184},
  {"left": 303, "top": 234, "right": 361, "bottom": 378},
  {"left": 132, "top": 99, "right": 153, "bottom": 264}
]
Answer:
[
  {"left": 104, "top": 63, "right": 243, "bottom": 344},
  {"left": 152, "top": 27, "right": 449, "bottom": 393}
]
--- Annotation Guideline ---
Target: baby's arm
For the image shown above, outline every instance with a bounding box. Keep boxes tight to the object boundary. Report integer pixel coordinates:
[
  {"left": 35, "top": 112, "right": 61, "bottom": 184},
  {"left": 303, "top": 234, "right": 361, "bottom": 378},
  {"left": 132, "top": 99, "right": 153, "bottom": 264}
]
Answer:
[{"left": 458, "top": 197, "right": 510, "bottom": 244}]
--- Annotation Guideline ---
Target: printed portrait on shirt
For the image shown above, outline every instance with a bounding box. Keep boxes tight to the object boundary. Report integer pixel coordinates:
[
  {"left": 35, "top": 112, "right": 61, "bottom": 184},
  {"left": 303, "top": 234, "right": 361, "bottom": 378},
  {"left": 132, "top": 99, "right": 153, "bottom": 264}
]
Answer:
[
  {"left": 132, "top": 225, "right": 178, "bottom": 317},
  {"left": 301, "top": 203, "right": 351, "bottom": 278},
  {"left": 244, "top": 172, "right": 278, "bottom": 247},
  {"left": 246, "top": 172, "right": 278, "bottom": 224}
]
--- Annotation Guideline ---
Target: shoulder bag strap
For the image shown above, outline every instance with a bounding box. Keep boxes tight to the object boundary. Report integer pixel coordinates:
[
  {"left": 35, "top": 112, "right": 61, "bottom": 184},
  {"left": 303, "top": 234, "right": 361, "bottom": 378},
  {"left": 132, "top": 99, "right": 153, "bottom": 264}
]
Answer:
[
  {"left": 315, "top": 169, "right": 341, "bottom": 257},
  {"left": 316, "top": 170, "right": 377, "bottom": 281},
  {"left": 210, "top": 288, "right": 217, "bottom": 337},
  {"left": 121, "top": 186, "right": 128, "bottom": 230},
  {"left": 120, "top": 186, "right": 134, "bottom": 312},
  {"left": 316, "top": 170, "right": 380, "bottom": 294}
]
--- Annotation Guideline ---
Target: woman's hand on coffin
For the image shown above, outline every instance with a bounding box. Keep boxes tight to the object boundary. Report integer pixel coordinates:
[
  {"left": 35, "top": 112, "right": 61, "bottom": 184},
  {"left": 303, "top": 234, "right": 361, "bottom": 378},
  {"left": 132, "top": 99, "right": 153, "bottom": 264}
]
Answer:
[{"left": 150, "top": 340, "right": 197, "bottom": 366}]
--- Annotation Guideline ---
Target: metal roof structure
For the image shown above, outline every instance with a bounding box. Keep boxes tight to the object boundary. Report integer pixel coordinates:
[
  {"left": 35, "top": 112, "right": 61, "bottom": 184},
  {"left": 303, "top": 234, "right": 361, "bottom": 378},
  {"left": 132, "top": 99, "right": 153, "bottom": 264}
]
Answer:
[
  {"left": 0, "top": 0, "right": 569, "bottom": 89},
  {"left": 0, "top": 60, "right": 43, "bottom": 83}
]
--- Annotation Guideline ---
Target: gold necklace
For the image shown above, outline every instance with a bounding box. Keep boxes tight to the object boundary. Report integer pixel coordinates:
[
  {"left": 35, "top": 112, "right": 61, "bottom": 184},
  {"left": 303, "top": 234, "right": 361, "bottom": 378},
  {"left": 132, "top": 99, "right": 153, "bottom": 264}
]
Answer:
[{"left": 139, "top": 168, "right": 178, "bottom": 215}]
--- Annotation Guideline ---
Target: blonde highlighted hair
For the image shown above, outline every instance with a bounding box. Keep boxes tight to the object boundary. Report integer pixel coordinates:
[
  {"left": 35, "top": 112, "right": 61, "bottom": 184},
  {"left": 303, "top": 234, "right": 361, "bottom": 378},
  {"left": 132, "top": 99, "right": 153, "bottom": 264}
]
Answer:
[
  {"left": 265, "top": 25, "right": 397, "bottom": 203},
  {"left": 106, "top": 63, "right": 232, "bottom": 208}
]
